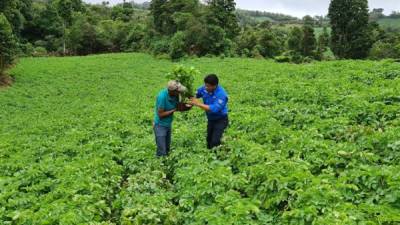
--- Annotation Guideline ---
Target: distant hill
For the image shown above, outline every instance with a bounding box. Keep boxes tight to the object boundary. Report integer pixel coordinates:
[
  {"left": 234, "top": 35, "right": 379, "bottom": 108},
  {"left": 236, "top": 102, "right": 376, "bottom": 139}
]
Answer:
[
  {"left": 377, "top": 18, "right": 400, "bottom": 31},
  {"left": 237, "top": 9, "right": 400, "bottom": 31},
  {"left": 81, "top": 1, "right": 400, "bottom": 32},
  {"left": 236, "top": 9, "right": 301, "bottom": 26},
  {"left": 131, "top": 1, "right": 150, "bottom": 9}
]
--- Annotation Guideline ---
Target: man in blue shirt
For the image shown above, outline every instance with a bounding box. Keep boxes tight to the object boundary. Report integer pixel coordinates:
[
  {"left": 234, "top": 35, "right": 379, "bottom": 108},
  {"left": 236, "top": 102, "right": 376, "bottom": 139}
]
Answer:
[
  {"left": 154, "top": 80, "right": 187, "bottom": 157},
  {"left": 190, "top": 74, "right": 229, "bottom": 149}
]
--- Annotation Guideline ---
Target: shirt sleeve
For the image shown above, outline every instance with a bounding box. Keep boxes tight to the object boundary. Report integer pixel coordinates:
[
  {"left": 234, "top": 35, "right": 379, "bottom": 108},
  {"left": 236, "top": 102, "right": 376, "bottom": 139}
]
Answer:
[
  {"left": 156, "top": 94, "right": 166, "bottom": 111},
  {"left": 209, "top": 95, "right": 228, "bottom": 113},
  {"left": 196, "top": 87, "right": 204, "bottom": 98}
]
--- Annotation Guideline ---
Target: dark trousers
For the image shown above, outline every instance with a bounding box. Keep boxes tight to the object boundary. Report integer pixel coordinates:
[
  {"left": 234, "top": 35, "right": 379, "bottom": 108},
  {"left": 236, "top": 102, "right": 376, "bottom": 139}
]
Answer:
[
  {"left": 154, "top": 124, "right": 171, "bottom": 157},
  {"left": 207, "top": 117, "right": 229, "bottom": 149}
]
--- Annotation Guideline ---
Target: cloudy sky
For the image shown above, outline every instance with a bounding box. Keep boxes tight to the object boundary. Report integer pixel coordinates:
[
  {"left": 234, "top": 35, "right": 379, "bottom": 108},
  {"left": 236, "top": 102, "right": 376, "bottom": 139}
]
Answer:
[{"left": 84, "top": 0, "right": 400, "bottom": 17}]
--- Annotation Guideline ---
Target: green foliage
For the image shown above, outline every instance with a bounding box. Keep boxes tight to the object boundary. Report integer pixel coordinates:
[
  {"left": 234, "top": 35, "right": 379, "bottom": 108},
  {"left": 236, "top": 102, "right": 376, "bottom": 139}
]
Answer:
[
  {"left": 329, "top": 0, "right": 372, "bottom": 59},
  {"left": 123, "top": 23, "right": 146, "bottom": 52},
  {"left": 287, "top": 26, "right": 303, "bottom": 53},
  {"left": 235, "top": 26, "right": 285, "bottom": 59},
  {"left": 274, "top": 54, "right": 291, "bottom": 63},
  {"left": 111, "top": 4, "right": 135, "bottom": 22},
  {"left": 377, "top": 18, "right": 400, "bottom": 31},
  {"left": 32, "top": 46, "right": 48, "bottom": 57},
  {"left": 257, "top": 29, "right": 280, "bottom": 58},
  {"left": 301, "top": 25, "right": 316, "bottom": 56},
  {"left": 0, "top": 13, "right": 16, "bottom": 73},
  {"left": 301, "top": 16, "right": 317, "bottom": 57},
  {"left": 2, "top": 53, "right": 400, "bottom": 224},
  {"left": 151, "top": 37, "right": 171, "bottom": 55},
  {"left": 236, "top": 28, "right": 258, "bottom": 57},
  {"left": 0, "top": 0, "right": 30, "bottom": 34},
  {"left": 0, "top": 0, "right": 399, "bottom": 62},
  {"left": 369, "top": 40, "right": 400, "bottom": 60},
  {"left": 67, "top": 13, "right": 98, "bottom": 55},
  {"left": 166, "top": 65, "right": 199, "bottom": 101},
  {"left": 1, "top": 0, "right": 397, "bottom": 62},
  {"left": 316, "top": 26, "right": 330, "bottom": 56},
  {"left": 199, "top": 24, "right": 227, "bottom": 56},
  {"left": 275, "top": 50, "right": 306, "bottom": 64},
  {"left": 285, "top": 17, "right": 317, "bottom": 59},
  {"left": 206, "top": 0, "right": 239, "bottom": 39},
  {"left": 18, "top": 42, "right": 34, "bottom": 56},
  {"left": 150, "top": 0, "right": 199, "bottom": 35},
  {"left": 95, "top": 20, "right": 131, "bottom": 52},
  {"left": 38, "top": 2, "right": 64, "bottom": 38},
  {"left": 236, "top": 9, "right": 300, "bottom": 26},
  {"left": 149, "top": 0, "right": 167, "bottom": 33},
  {"left": 169, "top": 31, "right": 187, "bottom": 60},
  {"left": 56, "top": 0, "right": 83, "bottom": 26}
]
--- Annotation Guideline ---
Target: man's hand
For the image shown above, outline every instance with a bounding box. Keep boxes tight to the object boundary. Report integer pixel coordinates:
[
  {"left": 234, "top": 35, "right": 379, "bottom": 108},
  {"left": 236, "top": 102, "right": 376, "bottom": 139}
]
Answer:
[
  {"left": 189, "top": 97, "right": 201, "bottom": 106},
  {"left": 189, "top": 97, "right": 210, "bottom": 112},
  {"left": 158, "top": 108, "right": 176, "bottom": 118}
]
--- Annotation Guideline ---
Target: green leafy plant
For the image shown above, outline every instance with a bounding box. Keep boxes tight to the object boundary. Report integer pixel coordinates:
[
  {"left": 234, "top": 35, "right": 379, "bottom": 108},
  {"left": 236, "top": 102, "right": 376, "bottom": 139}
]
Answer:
[{"left": 166, "top": 65, "right": 199, "bottom": 102}]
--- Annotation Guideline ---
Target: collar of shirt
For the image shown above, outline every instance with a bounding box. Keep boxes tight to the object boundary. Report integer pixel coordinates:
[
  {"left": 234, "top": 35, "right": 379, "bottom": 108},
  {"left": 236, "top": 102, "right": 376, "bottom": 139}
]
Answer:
[
  {"left": 206, "top": 86, "right": 221, "bottom": 96},
  {"left": 167, "top": 95, "right": 177, "bottom": 102}
]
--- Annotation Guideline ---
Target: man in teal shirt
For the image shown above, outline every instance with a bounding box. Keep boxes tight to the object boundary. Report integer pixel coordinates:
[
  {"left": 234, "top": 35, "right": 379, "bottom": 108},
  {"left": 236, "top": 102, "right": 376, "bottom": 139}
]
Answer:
[{"left": 154, "top": 80, "right": 187, "bottom": 157}]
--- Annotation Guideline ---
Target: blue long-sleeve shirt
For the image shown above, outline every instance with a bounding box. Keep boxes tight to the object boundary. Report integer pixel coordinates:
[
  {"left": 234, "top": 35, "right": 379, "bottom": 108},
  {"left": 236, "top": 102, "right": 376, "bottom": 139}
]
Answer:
[{"left": 196, "top": 85, "right": 228, "bottom": 121}]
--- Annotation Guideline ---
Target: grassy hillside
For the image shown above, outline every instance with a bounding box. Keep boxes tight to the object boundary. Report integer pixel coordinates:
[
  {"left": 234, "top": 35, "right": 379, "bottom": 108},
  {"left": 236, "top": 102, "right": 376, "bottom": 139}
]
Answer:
[
  {"left": 236, "top": 9, "right": 301, "bottom": 25},
  {"left": 377, "top": 18, "right": 400, "bottom": 30}
]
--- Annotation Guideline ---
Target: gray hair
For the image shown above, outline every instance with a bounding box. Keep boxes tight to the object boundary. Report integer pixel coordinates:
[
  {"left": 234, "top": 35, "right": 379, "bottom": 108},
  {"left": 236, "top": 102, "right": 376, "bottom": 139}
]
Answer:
[{"left": 167, "top": 80, "right": 187, "bottom": 93}]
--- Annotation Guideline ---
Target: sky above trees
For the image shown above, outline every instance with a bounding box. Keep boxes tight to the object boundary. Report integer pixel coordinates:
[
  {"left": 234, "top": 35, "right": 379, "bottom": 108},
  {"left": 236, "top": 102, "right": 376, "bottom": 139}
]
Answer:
[{"left": 84, "top": 0, "right": 400, "bottom": 17}]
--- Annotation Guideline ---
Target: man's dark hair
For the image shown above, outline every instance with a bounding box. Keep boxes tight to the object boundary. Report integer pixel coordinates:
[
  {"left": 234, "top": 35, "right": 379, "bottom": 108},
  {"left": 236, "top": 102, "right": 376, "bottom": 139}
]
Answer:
[{"left": 204, "top": 74, "right": 219, "bottom": 86}]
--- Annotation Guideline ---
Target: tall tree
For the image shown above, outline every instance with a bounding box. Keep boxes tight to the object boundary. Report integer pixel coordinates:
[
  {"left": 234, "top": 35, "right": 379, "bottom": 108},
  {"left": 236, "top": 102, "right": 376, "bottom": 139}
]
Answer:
[
  {"left": 328, "top": 0, "right": 372, "bottom": 59},
  {"left": 150, "top": 0, "right": 167, "bottom": 33},
  {"left": 257, "top": 28, "right": 280, "bottom": 58},
  {"left": 288, "top": 27, "right": 303, "bottom": 53},
  {"left": 29, "top": 2, "right": 63, "bottom": 40},
  {"left": 111, "top": 2, "right": 135, "bottom": 22},
  {"left": 206, "top": 0, "right": 239, "bottom": 39},
  {"left": 0, "top": 0, "right": 33, "bottom": 35},
  {"left": 301, "top": 15, "right": 317, "bottom": 57},
  {"left": 67, "top": 13, "right": 97, "bottom": 55},
  {"left": 150, "top": 0, "right": 198, "bottom": 35},
  {"left": 317, "top": 27, "right": 330, "bottom": 54},
  {"left": 0, "top": 13, "right": 17, "bottom": 74},
  {"left": 237, "top": 27, "right": 258, "bottom": 56},
  {"left": 56, "top": 0, "right": 83, "bottom": 54}
]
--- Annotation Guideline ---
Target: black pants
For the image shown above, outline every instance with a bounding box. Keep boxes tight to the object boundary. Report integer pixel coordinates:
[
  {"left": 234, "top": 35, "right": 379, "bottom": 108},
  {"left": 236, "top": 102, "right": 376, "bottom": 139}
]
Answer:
[{"left": 207, "top": 117, "right": 229, "bottom": 149}]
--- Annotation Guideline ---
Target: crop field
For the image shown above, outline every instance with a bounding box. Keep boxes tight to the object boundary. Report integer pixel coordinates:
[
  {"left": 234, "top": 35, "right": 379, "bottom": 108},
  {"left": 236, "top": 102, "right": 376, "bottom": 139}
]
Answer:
[{"left": 1, "top": 53, "right": 400, "bottom": 224}]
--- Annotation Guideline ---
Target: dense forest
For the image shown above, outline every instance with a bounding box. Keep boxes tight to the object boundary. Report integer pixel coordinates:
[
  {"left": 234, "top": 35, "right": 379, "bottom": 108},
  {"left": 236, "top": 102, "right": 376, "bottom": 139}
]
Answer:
[{"left": 1, "top": 0, "right": 400, "bottom": 77}]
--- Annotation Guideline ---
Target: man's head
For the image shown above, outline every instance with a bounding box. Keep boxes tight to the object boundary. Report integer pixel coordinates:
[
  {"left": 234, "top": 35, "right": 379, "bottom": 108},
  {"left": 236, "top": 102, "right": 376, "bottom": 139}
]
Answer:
[
  {"left": 167, "top": 80, "right": 186, "bottom": 97},
  {"left": 204, "top": 74, "right": 219, "bottom": 93}
]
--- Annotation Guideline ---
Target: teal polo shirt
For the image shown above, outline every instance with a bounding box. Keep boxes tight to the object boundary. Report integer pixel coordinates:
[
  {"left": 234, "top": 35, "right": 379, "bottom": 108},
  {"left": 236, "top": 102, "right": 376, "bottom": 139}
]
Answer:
[{"left": 154, "top": 88, "right": 178, "bottom": 127}]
